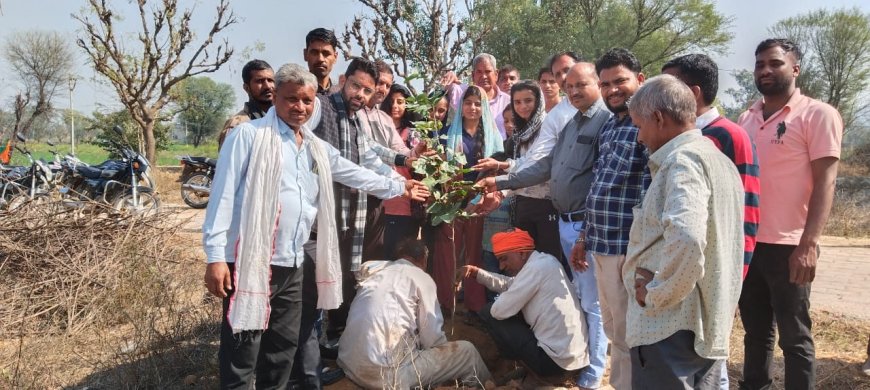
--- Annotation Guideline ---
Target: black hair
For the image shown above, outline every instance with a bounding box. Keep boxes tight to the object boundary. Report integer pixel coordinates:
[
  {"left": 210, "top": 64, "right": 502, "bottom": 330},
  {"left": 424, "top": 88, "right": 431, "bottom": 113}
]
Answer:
[
  {"left": 461, "top": 86, "right": 486, "bottom": 161},
  {"left": 498, "top": 64, "right": 519, "bottom": 79},
  {"left": 374, "top": 59, "right": 393, "bottom": 77},
  {"left": 547, "top": 51, "right": 583, "bottom": 72},
  {"left": 344, "top": 57, "right": 379, "bottom": 83},
  {"left": 537, "top": 67, "right": 553, "bottom": 80},
  {"left": 755, "top": 38, "right": 803, "bottom": 62},
  {"left": 395, "top": 238, "right": 428, "bottom": 263},
  {"left": 595, "top": 48, "right": 642, "bottom": 75},
  {"left": 381, "top": 84, "right": 423, "bottom": 130},
  {"left": 662, "top": 54, "right": 719, "bottom": 106},
  {"left": 510, "top": 80, "right": 543, "bottom": 131},
  {"left": 305, "top": 28, "right": 338, "bottom": 50},
  {"left": 242, "top": 59, "right": 272, "bottom": 84}
]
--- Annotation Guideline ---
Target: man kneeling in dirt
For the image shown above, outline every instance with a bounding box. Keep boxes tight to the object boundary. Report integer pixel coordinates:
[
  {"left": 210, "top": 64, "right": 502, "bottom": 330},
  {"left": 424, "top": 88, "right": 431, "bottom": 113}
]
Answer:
[
  {"left": 464, "top": 228, "right": 590, "bottom": 380},
  {"left": 338, "top": 239, "right": 492, "bottom": 388}
]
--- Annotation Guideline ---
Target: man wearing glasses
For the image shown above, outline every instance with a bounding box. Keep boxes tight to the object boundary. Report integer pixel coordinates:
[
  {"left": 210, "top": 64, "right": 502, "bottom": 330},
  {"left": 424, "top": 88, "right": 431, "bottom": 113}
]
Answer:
[{"left": 311, "top": 58, "right": 412, "bottom": 343}]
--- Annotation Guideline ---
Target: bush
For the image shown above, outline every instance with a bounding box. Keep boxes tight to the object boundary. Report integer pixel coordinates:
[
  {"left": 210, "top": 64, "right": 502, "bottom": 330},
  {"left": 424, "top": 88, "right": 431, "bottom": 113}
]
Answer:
[{"left": 0, "top": 201, "right": 218, "bottom": 388}]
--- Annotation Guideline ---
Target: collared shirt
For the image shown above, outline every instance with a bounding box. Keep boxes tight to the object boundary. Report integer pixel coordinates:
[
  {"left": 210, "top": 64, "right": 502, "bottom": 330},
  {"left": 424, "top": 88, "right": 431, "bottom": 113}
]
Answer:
[
  {"left": 446, "top": 83, "right": 511, "bottom": 139},
  {"left": 738, "top": 89, "right": 842, "bottom": 245},
  {"left": 476, "top": 251, "right": 589, "bottom": 370},
  {"left": 622, "top": 130, "right": 744, "bottom": 359},
  {"left": 338, "top": 259, "right": 446, "bottom": 372},
  {"left": 697, "top": 107, "right": 761, "bottom": 277},
  {"left": 317, "top": 77, "right": 341, "bottom": 96},
  {"left": 496, "top": 99, "right": 611, "bottom": 214},
  {"left": 586, "top": 114, "right": 651, "bottom": 255},
  {"left": 202, "top": 118, "right": 404, "bottom": 267},
  {"left": 358, "top": 106, "right": 411, "bottom": 155},
  {"left": 218, "top": 101, "right": 268, "bottom": 149}
]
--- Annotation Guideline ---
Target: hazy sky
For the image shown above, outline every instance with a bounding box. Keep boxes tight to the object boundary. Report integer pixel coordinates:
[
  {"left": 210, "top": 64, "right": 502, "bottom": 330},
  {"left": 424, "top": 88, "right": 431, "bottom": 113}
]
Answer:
[{"left": 0, "top": 0, "right": 867, "bottom": 115}]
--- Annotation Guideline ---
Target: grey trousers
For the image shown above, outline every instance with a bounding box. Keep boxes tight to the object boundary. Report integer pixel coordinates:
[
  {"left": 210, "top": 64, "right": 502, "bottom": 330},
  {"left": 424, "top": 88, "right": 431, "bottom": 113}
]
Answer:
[{"left": 630, "top": 330, "right": 723, "bottom": 390}]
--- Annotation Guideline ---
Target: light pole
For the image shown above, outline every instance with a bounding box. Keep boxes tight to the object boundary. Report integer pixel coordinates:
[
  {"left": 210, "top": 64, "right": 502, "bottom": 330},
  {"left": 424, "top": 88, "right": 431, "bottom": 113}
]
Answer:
[{"left": 68, "top": 75, "right": 77, "bottom": 155}]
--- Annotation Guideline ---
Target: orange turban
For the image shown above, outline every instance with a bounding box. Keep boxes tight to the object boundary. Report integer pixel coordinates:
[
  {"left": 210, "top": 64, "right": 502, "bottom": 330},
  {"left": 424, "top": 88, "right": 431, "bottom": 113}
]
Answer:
[{"left": 491, "top": 228, "right": 535, "bottom": 257}]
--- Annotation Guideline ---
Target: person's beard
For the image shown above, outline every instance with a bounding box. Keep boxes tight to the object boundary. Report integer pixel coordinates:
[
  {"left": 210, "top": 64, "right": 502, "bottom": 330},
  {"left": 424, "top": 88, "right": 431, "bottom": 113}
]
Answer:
[{"left": 755, "top": 73, "right": 792, "bottom": 96}]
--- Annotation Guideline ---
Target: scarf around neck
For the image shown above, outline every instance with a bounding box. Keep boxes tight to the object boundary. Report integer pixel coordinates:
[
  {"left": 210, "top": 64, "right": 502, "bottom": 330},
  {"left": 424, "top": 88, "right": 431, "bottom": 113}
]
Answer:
[
  {"left": 510, "top": 86, "right": 546, "bottom": 159},
  {"left": 227, "top": 106, "right": 342, "bottom": 334},
  {"left": 446, "top": 86, "right": 504, "bottom": 161}
]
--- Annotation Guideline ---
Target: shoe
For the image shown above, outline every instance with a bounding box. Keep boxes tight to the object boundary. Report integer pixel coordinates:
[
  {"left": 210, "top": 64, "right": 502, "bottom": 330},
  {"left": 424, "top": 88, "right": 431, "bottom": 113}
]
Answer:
[
  {"left": 320, "top": 367, "right": 344, "bottom": 385},
  {"left": 319, "top": 342, "right": 339, "bottom": 360},
  {"left": 862, "top": 357, "right": 870, "bottom": 377}
]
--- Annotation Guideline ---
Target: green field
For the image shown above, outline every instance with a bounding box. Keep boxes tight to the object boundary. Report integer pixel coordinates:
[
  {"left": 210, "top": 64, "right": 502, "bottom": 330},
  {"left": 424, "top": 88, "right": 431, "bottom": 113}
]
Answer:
[{"left": 6, "top": 142, "right": 218, "bottom": 166}]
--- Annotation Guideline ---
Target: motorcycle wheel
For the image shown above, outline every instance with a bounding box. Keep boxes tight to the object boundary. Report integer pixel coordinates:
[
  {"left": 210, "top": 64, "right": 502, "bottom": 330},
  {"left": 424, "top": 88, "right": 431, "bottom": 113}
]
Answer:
[
  {"left": 6, "top": 192, "right": 51, "bottom": 212},
  {"left": 180, "top": 173, "right": 211, "bottom": 209},
  {"left": 112, "top": 186, "right": 161, "bottom": 216}
]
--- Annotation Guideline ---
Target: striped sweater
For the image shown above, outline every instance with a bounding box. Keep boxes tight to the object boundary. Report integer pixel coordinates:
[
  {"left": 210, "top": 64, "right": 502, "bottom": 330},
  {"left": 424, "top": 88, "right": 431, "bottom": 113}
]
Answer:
[{"left": 701, "top": 116, "right": 760, "bottom": 278}]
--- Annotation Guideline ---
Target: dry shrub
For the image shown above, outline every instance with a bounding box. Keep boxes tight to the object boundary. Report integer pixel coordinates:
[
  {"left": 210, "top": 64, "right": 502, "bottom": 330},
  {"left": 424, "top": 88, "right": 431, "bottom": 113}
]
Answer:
[
  {"left": 152, "top": 166, "right": 184, "bottom": 205},
  {"left": 0, "top": 200, "right": 219, "bottom": 388},
  {"left": 827, "top": 178, "right": 870, "bottom": 237}
]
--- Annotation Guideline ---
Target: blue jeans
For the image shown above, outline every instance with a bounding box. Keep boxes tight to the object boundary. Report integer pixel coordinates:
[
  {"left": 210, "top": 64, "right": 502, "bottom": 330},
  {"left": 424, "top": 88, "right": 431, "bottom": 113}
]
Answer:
[{"left": 558, "top": 219, "right": 607, "bottom": 388}]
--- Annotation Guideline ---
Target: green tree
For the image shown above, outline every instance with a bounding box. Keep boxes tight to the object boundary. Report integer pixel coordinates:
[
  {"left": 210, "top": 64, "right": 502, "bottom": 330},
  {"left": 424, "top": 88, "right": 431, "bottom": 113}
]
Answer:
[
  {"left": 472, "top": 0, "right": 732, "bottom": 80},
  {"left": 172, "top": 77, "right": 235, "bottom": 147},
  {"left": 721, "top": 69, "right": 760, "bottom": 121},
  {"left": 88, "top": 109, "right": 170, "bottom": 159}
]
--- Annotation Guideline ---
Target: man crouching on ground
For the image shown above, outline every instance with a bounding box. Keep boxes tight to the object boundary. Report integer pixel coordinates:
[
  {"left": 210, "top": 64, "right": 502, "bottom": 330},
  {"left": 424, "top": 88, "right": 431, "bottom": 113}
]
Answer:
[
  {"left": 464, "top": 228, "right": 590, "bottom": 380},
  {"left": 338, "top": 238, "right": 492, "bottom": 388}
]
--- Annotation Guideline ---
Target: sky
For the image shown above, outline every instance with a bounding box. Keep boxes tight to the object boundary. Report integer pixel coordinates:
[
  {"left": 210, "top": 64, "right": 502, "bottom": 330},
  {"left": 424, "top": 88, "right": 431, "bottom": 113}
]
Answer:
[{"left": 0, "top": 0, "right": 867, "bottom": 116}]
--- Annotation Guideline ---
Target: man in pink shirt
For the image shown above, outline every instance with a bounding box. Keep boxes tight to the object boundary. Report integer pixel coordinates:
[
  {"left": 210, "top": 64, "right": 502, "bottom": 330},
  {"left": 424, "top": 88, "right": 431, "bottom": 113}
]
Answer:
[{"left": 737, "top": 38, "right": 843, "bottom": 390}]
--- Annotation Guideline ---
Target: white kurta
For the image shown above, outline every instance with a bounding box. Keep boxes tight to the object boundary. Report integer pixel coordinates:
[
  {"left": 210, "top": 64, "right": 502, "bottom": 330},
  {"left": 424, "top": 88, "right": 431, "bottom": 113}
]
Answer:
[
  {"left": 338, "top": 260, "right": 491, "bottom": 388},
  {"left": 476, "top": 251, "right": 590, "bottom": 370}
]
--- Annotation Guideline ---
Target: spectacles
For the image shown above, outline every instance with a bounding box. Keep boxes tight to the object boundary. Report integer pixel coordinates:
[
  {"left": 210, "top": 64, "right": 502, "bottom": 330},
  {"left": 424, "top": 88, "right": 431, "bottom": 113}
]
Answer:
[{"left": 346, "top": 77, "right": 375, "bottom": 96}]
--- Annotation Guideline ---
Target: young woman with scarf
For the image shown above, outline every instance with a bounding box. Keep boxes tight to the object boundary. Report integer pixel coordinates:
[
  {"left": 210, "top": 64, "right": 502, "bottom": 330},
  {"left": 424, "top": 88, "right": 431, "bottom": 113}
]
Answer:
[
  {"left": 506, "top": 81, "right": 565, "bottom": 265},
  {"left": 433, "top": 85, "right": 503, "bottom": 316}
]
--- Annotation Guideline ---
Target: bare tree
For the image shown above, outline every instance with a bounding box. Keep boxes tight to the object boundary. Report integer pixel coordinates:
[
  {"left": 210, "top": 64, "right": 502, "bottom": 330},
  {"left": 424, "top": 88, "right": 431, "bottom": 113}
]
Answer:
[
  {"left": 341, "top": 0, "right": 490, "bottom": 93},
  {"left": 74, "top": 0, "right": 237, "bottom": 162},
  {"left": 2, "top": 30, "right": 74, "bottom": 140}
]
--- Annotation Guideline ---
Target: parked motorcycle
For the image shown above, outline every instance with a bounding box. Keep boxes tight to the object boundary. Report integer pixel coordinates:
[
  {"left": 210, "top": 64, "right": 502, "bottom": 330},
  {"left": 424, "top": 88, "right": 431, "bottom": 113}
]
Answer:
[
  {"left": 59, "top": 126, "right": 160, "bottom": 214},
  {"left": 178, "top": 155, "right": 216, "bottom": 209},
  {"left": 0, "top": 134, "right": 54, "bottom": 210}
]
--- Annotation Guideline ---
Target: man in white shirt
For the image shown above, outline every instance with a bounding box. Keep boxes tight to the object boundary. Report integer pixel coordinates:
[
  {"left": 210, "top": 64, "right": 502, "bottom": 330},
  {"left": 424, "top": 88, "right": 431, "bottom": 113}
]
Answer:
[
  {"left": 203, "top": 63, "right": 428, "bottom": 389},
  {"left": 623, "top": 74, "right": 743, "bottom": 389},
  {"left": 464, "top": 228, "right": 589, "bottom": 379},
  {"left": 338, "top": 239, "right": 491, "bottom": 389}
]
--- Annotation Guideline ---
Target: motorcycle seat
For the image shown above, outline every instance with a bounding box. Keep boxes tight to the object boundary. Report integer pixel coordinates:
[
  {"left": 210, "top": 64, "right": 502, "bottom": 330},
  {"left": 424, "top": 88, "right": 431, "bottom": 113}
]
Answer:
[
  {"left": 76, "top": 166, "right": 118, "bottom": 180},
  {"left": 188, "top": 156, "right": 217, "bottom": 167}
]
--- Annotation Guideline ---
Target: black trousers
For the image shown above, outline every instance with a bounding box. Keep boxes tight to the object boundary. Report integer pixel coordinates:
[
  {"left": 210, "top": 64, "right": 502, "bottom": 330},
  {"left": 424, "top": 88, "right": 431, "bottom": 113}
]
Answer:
[
  {"left": 739, "top": 243, "right": 815, "bottom": 390},
  {"left": 219, "top": 264, "right": 303, "bottom": 390},
  {"left": 631, "top": 330, "right": 722, "bottom": 390},
  {"left": 326, "top": 232, "right": 356, "bottom": 340},
  {"left": 477, "top": 302, "right": 564, "bottom": 377},
  {"left": 289, "top": 242, "right": 322, "bottom": 389},
  {"left": 513, "top": 196, "right": 571, "bottom": 277},
  {"left": 362, "top": 196, "right": 385, "bottom": 261}
]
